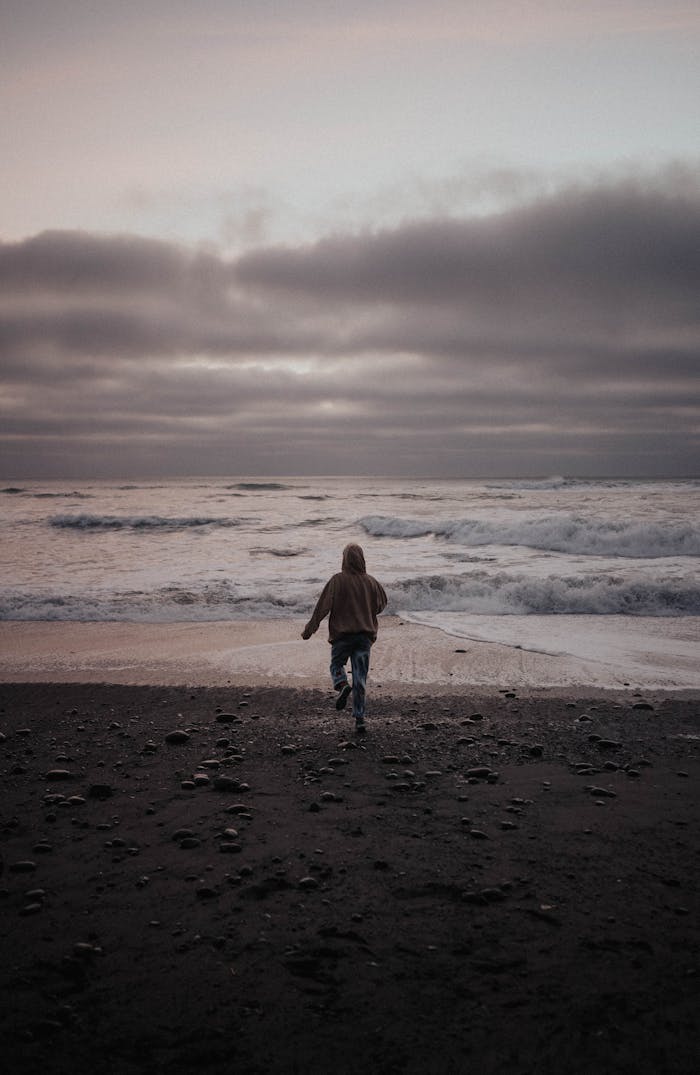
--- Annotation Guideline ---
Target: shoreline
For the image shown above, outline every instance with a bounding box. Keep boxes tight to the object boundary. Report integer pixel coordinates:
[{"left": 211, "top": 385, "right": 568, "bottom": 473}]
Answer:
[{"left": 2, "top": 616, "right": 699, "bottom": 696}]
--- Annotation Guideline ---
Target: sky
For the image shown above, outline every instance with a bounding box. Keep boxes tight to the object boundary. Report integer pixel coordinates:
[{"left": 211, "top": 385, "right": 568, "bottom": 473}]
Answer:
[{"left": 1, "top": 0, "right": 699, "bottom": 479}]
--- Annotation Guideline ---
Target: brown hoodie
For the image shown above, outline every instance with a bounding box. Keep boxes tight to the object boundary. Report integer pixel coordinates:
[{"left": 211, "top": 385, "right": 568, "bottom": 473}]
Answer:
[{"left": 303, "top": 543, "right": 387, "bottom": 642}]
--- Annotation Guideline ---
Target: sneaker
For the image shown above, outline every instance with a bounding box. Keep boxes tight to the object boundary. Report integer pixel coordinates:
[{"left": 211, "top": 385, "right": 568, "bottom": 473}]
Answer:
[
  {"left": 335, "top": 684, "right": 352, "bottom": 711},
  {"left": 355, "top": 720, "right": 367, "bottom": 736}
]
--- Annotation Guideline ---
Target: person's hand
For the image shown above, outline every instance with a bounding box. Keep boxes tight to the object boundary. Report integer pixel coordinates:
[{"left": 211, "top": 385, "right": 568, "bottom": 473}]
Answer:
[{"left": 301, "top": 627, "right": 312, "bottom": 640}]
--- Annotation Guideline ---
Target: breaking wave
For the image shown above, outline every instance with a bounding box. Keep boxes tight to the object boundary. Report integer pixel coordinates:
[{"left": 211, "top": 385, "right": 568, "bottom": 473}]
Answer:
[
  {"left": 389, "top": 572, "right": 700, "bottom": 616},
  {"left": 0, "top": 582, "right": 310, "bottom": 622},
  {"left": 5, "top": 569, "right": 699, "bottom": 622},
  {"left": 49, "top": 514, "right": 240, "bottom": 532},
  {"left": 360, "top": 513, "right": 700, "bottom": 558}
]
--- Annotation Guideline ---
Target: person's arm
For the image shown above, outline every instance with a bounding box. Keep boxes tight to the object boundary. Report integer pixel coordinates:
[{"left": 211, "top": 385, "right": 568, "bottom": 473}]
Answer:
[
  {"left": 375, "top": 580, "right": 388, "bottom": 615},
  {"left": 301, "top": 578, "right": 334, "bottom": 639}
]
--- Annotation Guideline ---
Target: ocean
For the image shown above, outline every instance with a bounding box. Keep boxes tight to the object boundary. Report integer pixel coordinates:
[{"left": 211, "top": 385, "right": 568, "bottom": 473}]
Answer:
[{"left": 2, "top": 476, "right": 699, "bottom": 684}]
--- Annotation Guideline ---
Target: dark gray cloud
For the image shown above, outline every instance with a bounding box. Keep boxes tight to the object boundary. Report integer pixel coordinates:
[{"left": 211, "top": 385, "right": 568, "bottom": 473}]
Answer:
[
  {"left": 1, "top": 178, "right": 698, "bottom": 477},
  {"left": 236, "top": 182, "right": 700, "bottom": 305}
]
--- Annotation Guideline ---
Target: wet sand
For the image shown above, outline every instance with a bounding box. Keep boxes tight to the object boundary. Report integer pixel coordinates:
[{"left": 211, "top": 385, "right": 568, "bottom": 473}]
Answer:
[
  {"left": 1, "top": 672, "right": 699, "bottom": 1074},
  {"left": 2, "top": 617, "right": 697, "bottom": 692}
]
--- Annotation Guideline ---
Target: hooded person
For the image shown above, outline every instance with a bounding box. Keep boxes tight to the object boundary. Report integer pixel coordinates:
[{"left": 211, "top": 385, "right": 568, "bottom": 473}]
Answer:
[{"left": 301, "top": 543, "right": 387, "bottom": 733}]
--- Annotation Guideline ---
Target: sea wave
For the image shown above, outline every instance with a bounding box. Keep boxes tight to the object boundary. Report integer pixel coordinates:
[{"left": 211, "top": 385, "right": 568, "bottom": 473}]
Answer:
[
  {"left": 360, "top": 513, "right": 700, "bottom": 558},
  {"left": 228, "top": 482, "right": 290, "bottom": 491},
  {"left": 4, "top": 568, "right": 698, "bottom": 623},
  {"left": 1, "top": 486, "right": 91, "bottom": 498},
  {"left": 0, "top": 583, "right": 309, "bottom": 622},
  {"left": 389, "top": 572, "right": 700, "bottom": 616},
  {"left": 49, "top": 514, "right": 240, "bottom": 531},
  {"left": 250, "top": 546, "right": 308, "bottom": 557},
  {"left": 485, "top": 476, "right": 570, "bottom": 490}
]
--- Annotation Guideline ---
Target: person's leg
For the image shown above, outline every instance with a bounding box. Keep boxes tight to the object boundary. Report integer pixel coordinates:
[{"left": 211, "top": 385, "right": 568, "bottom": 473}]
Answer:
[
  {"left": 349, "top": 635, "right": 372, "bottom": 725},
  {"left": 330, "top": 636, "right": 354, "bottom": 709},
  {"left": 330, "top": 637, "right": 351, "bottom": 691}
]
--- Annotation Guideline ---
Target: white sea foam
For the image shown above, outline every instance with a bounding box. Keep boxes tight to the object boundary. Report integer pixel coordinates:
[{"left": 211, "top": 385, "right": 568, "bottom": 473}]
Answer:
[
  {"left": 0, "top": 583, "right": 310, "bottom": 622},
  {"left": 390, "top": 572, "right": 700, "bottom": 616},
  {"left": 361, "top": 513, "right": 700, "bottom": 558}
]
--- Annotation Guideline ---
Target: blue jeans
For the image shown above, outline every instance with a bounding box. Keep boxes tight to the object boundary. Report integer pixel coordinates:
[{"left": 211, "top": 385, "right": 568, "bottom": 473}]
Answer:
[{"left": 330, "top": 632, "right": 373, "bottom": 721}]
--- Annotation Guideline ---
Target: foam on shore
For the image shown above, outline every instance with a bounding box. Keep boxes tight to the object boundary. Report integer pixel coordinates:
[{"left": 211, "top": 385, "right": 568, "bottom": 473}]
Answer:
[{"left": 1, "top": 616, "right": 698, "bottom": 693}]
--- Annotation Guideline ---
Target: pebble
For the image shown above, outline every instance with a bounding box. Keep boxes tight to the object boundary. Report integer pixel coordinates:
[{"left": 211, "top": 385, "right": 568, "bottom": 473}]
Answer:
[
  {"left": 469, "top": 829, "right": 489, "bottom": 840},
  {"left": 165, "top": 730, "right": 190, "bottom": 744},
  {"left": 466, "top": 767, "right": 493, "bottom": 780},
  {"left": 45, "top": 769, "right": 73, "bottom": 781},
  {"left": 10, "top": 860, "right": 37, "bottom": 873},
  {"left": 298, "top": 876, "right": 319, "bottom": 890},
  {"left": 195, "top": 886, "right": 218, "bottom": 900},
  {"left": 74, "top": 942, "right": 102, "bottom": 958},
  {"left": 632, "top": 702, "right": 654, "bottom": 711}
]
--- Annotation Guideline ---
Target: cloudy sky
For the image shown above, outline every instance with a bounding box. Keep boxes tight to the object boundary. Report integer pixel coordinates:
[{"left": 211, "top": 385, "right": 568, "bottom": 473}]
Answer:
[{"left": 2, "top": 0, "right": 699, "bottom": 479}]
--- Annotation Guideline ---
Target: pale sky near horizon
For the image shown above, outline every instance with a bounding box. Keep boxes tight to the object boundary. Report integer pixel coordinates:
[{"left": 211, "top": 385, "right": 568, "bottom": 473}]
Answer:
[{"left": 1, "top": 0, "right": 699, "bottom": 478}]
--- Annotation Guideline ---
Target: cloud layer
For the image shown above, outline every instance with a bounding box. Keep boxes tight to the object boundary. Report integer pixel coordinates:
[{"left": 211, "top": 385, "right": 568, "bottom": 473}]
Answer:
[{"left": 1, "top": 176, "right": 698, "bottom": 477}]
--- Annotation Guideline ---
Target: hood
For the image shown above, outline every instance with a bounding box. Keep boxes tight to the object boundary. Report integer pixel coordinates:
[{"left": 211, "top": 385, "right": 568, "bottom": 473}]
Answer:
[{"left": 342, "top": 543, "right": 366, "bottom": 574}]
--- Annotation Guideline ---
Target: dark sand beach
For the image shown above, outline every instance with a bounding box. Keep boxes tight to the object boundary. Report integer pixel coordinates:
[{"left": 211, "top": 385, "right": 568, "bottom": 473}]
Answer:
[{"left": 1, "top": 678, "right": 699, "bottom": 1074}]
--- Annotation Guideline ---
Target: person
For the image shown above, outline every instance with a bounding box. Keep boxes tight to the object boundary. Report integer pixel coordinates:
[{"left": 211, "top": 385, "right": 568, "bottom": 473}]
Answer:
[{"left": 301, "top": 543, "right": 387, "bottom": 734}]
